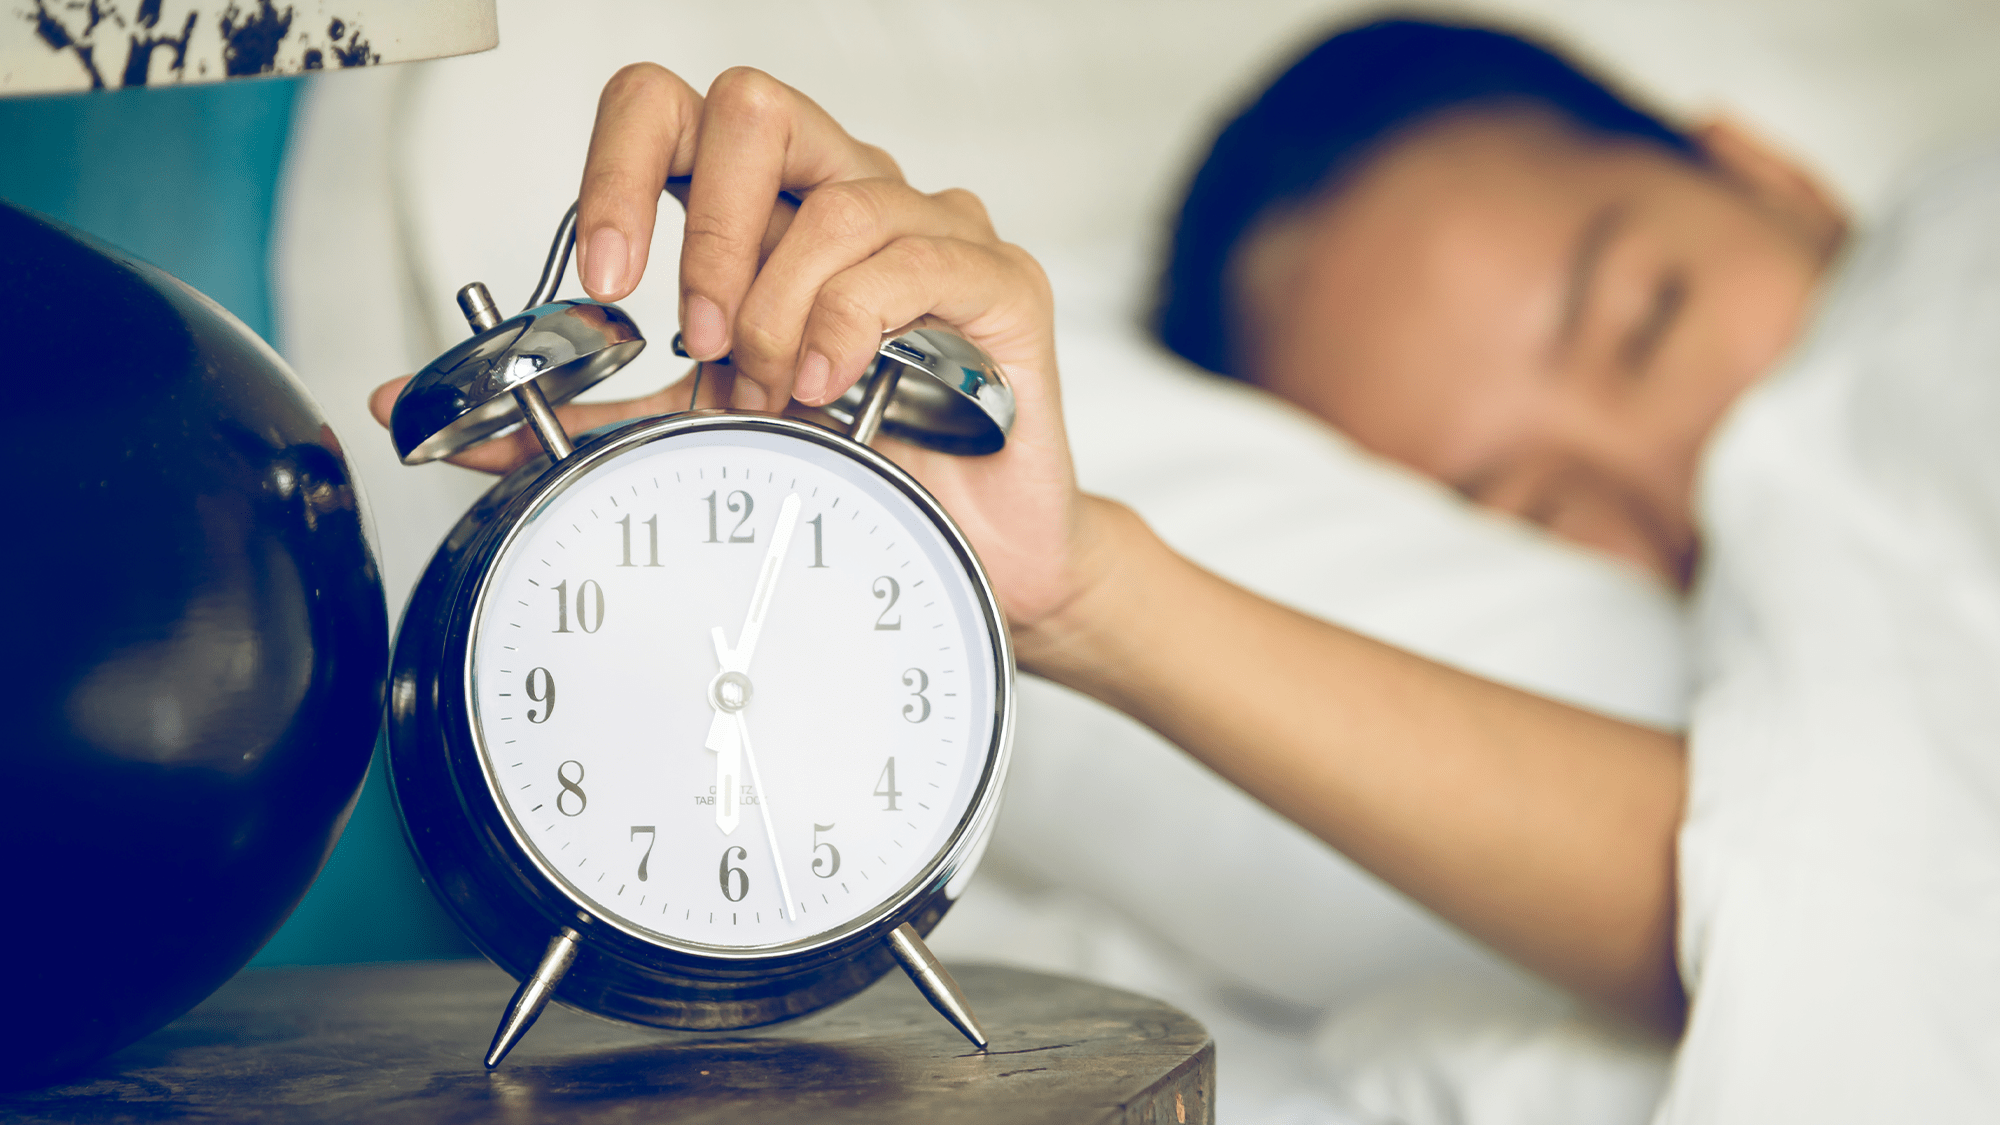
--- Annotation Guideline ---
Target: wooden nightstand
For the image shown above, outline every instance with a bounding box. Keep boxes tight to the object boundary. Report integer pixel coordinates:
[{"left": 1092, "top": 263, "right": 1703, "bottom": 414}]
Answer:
[{"left": 2, "top": 960, "right": 1213, "bottom": 1124}]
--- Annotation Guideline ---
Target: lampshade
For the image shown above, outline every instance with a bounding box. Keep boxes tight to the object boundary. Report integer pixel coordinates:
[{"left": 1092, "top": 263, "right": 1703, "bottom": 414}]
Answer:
[{"left": 1, "top": 0, "right": 496, "bottom": 95}]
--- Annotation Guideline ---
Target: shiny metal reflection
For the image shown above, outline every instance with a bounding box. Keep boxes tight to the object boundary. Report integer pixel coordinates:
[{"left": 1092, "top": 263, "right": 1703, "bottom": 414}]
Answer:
[
  {"left": 485, "top": 928, "right": 581, "bottom": 1069},
  {"left": 888, "top": 922, "right": 988, "bottom": 1050}
]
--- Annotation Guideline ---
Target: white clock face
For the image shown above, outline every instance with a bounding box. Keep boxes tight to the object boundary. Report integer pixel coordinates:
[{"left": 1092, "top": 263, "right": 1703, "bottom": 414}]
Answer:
[{"left": 465, "top": 423, "right": 1003, "bottom": 954}]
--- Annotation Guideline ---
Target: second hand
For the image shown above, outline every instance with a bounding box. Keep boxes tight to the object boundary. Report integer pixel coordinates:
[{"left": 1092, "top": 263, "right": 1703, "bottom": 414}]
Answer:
[{"left": 733, "top": 712, "right": 796, "bottom": 922}]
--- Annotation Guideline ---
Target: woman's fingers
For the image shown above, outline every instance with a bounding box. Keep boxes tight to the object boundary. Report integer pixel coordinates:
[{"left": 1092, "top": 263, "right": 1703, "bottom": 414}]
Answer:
[
  {"left": 364, "top": 225, "right": 1042, "bottom": 477},
  {"left": 577, "top": 64, "right": 903, "bottom": 384},
  {"left": 795, "top": 233, "right": 1052, "bottom": 406},
  {"left": 576, "top": 64, "right": 704, "bottom": 302},
  {"left": 377, "top": 62, "right": 1082, "bottom": 657},
  {"left": 729, "top": 181, "right": 994, "bottom": 405},
  {"left": 677, "top": 68, "right": 900, "bottom": 370}
]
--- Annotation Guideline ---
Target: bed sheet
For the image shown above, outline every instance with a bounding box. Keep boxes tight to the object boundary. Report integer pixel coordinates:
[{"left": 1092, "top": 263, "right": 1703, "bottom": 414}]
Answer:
[{"left": 273, "top": 2, "right": 2000, "bottom": 1118}]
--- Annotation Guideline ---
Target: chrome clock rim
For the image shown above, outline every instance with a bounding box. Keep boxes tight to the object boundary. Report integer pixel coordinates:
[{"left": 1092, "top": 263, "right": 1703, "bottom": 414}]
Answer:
[
  {"left": 463, "top": 411, "right": 1015, "bottom": 960},
  {"left": 386, "top": 410, "right": 1015, "bottom": 1029}
]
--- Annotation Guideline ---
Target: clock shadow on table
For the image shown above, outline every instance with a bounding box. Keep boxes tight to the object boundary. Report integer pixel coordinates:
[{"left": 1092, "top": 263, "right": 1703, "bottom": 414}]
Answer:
[
  {"left": 21, "top": 1033, "right": 893, "bottom": 1123},
  {"left": 423, "top": 1039, "right": 893, "bottom": 1120}
]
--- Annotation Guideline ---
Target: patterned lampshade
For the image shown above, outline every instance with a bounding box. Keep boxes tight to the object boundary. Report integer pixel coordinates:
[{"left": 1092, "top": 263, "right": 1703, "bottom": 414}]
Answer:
[{"left": 2, "top": 0, "right": 496, "bottom": 95}]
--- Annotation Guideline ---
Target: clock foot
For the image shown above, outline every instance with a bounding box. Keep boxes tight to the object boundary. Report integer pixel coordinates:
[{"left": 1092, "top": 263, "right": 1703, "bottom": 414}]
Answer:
[
  {"left": 887, "top": 922, "right": 988, "bottom": 1050},
  {"left": 484, "top": 928, "right": 581, "bottom": 1069}
]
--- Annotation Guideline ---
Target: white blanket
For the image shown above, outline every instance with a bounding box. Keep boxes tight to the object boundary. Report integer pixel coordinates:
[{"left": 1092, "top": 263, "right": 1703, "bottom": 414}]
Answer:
[
  {"left": 277, "top": 56, "right": 1691, "bottom": 1125},
  {"left": 929, "top": 318, "right": 1687, "bottom": 1125},
  {"left": 271, "top": 7, "right": 2000, "bottom": 1114},
  {"left": 1663, "top": 140, "right": 2000, "bottom": 1121}
]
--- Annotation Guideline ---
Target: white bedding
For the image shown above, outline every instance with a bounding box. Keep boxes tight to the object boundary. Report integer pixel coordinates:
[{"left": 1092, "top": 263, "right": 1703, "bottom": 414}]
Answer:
[
  {"left": 1660, "top": 140, "right": 2000, "bottom": 1122},
  {"left": 925, "top": 318, "right": 1687, "bottom": 1125},
  {"left": 982, "top": 318, "right": 1691, "bottom": 1007},
  {"left": 270, "top": 3, "right": 2000, "bottom": 1120}
]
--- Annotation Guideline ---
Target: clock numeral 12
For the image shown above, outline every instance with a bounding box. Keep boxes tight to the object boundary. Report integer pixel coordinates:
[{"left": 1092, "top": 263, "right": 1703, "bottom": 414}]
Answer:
[
  {"left": 617, "top": 514, "right": 662, "bottom": 567},
  {"left": 552, "top": 579, "right": 605, "bottom": 634},
  {"left": 874, "top": 757, "right": 902, "bottom": 811},
  {"left": 704, "top": 490, "right": 756, "bottom": 544}
]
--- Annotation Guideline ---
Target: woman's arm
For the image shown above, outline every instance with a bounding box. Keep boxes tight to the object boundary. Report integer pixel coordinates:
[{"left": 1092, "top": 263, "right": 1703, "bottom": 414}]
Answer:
[
  {"left": 1027, "top": 499, "right": 1687, "bottom": 1034},
  {"left": 375, "top": 61, "right": 1688, "bottom": 1036}
]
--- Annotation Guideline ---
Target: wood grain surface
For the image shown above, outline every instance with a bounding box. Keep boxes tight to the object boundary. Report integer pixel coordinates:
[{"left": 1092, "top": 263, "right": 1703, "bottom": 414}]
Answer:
[{"left": 2, "top": 960, "right": 1213, "bottom": 1124}]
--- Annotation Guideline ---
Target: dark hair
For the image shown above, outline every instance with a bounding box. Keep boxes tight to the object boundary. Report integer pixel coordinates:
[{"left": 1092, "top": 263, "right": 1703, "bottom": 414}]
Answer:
[{"left": 1154, "top": 16, "right": 1696, "bottom": 378}]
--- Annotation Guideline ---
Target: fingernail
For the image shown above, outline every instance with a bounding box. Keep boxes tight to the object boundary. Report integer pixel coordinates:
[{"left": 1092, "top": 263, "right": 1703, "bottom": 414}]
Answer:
[
  {"left": 684, "top": 294, "right": 727, "bottom": 359},
  {"left": 732, "top": 379, "right": 770, "bottom": 412},
  {"left": 584, "top": 226, "right": 628, "bottom": 297},
  {"left": 794, "top": 351, "right": 830, "bottom": 404}
]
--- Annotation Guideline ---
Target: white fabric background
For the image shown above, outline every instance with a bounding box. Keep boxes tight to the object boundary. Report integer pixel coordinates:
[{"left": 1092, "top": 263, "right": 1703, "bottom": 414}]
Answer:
[
  {"left": 276, "top": 0, "right": 2000, "bottom": 619},
  {"left": 1663, "top": 140, "right": 2000, "bottom": 1124},
  {"left": 272, "top": 3, "right": 2000, "bottom": 1121}
]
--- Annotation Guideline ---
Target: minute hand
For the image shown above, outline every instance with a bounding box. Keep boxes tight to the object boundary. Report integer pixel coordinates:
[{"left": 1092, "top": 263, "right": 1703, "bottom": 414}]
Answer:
[
  {"left": 714, "top": 492, "right": 803, "bottom": 674},
  {"left": 705, "top": 493, "right": 802, "bottom": 836}
]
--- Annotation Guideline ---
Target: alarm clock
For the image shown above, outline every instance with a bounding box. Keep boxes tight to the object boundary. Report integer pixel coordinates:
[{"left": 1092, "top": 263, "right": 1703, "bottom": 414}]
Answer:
[{"left": 384, "top": 204, "right": 1015, "bottom": 1068}]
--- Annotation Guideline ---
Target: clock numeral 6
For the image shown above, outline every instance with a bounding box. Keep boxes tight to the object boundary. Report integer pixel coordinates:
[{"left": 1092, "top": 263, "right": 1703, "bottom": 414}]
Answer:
[
  {"left": 630, "top": 826, "right": 655, "bottom": 882},
  {"left": 524, "top": 667, "right": 556, "bottom": 723},
  {"left": 811, "top": 823, "right": 841, "bottom": 878},
  {"left": 872, "top": 576, "right": 902, "bottom": 630},
  {"left": 902, "top": 668, "right": 931, "bottom": 723},
  {"left": 874, "top": 757, "right": 902, "bottom": 811},
  {"left": 552, "top": 579, "right": 605, "bottom": 634},
  {"left": 704, "top": 489, "right": 756, "bottom": 544},
  {"left": 719, "top": 845, "right": 750, "bottom": 902},
  {"left": 556, "top": 760, "right": 587, "bottom": 817}
]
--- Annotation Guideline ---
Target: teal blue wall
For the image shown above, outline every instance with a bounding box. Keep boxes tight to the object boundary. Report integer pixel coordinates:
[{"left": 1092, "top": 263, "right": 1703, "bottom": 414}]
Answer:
[
  {"left": 0, "top": 79, "right": 472, "bottom": 967},
  {"left": 0, "top": 80, "right": 295, "bottom": 345},
  {"left": 263, "top": 738, "right": 475, "bottom": 964}
]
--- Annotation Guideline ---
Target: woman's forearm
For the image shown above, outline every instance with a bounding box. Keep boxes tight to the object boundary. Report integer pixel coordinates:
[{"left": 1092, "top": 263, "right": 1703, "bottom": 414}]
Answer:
[{"left": 1018, "top": 497, "right": 1687, "bottom": 1034}]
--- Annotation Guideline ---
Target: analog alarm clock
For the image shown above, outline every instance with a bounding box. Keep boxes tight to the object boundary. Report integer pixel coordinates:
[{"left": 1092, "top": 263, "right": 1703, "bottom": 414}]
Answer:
[{"left": 385, "top": 205, "right": 1015, "bottom": 1068}]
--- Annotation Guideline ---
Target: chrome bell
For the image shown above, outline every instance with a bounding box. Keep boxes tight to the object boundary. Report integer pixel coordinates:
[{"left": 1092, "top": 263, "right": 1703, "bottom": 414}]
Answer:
[{"left": 391, "top": 201, "right": 1016, "bottom": 465}]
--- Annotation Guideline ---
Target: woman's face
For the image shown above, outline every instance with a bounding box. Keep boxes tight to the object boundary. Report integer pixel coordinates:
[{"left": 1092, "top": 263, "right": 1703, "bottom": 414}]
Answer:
[{"left": 1235, "top": 109, "right": 1841, "bottom": 586}]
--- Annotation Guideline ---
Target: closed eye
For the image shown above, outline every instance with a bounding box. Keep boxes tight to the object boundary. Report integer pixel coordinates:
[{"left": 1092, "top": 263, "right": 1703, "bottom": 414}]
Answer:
[{"left": 1619, "top": 269, "right": 1686, "bottom": 376}]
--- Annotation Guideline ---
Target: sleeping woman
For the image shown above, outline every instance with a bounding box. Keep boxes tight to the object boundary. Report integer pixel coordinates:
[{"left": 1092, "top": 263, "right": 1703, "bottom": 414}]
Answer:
[{"left": 369, "top": 16, "right": 2000, "bottom": 1120}]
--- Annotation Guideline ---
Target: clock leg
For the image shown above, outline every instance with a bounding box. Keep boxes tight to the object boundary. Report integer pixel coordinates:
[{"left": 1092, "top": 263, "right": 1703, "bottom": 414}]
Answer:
[
  {"left": 484, "top": 928, "right": 581, "bottom": 1069},
  {"left": 887, "top": 922, "right": 988, "bottom": 1050}
]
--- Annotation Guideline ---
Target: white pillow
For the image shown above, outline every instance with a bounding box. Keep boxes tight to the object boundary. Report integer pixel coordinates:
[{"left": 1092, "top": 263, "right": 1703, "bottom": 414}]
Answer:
[
  {"left": 1658, "top": 140, "right": 2000, "bottom": 1125},
  {"left": 983, "top": 315, "right": 1689, "bottom": 1013},
  {"left": 278, "top": 17, "right": 1690, "bottom": 1122}
]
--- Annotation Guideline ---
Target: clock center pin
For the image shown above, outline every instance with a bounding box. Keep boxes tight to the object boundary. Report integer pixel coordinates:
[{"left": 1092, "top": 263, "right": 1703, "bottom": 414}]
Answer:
[{"left": 709, "top": 670, "right": 754, "bottom": 713}]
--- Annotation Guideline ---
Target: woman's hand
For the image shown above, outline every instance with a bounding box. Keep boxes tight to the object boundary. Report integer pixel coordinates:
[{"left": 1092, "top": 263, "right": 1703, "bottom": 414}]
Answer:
[
  {"left": 368, "top": 63, "right": 1100, "bottom": 644},
  {"left": 366, "top": 63, "right": 1690, "bottom": 1032}
]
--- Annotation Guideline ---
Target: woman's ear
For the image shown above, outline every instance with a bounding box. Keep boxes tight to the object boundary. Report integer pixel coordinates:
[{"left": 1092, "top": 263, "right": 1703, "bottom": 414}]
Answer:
[{"left": 1691, "top": 115, "right": 1850, "bottom": 265}]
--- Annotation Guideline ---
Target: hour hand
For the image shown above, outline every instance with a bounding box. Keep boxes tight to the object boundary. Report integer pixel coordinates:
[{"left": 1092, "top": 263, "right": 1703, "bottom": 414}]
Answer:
[
  {"left": 705, "top": 630, "right": 747, "bottom": 834},
  {"left": 704, "top": 632, "right": 752, "bottom": 832},
  {"left": 706, "top": 676, "right": 745, "bottom": 835},
  {"left": 703, "top": 494, "right": 798, "bottom": 839}
]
